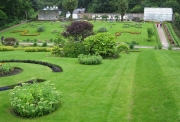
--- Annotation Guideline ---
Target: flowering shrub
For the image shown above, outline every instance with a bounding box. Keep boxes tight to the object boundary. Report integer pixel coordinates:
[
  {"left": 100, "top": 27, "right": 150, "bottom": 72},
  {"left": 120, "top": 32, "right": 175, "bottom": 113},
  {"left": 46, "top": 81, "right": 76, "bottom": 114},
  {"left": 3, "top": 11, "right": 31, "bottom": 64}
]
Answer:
[
  {"left": 9, "top": 81, "right": 61, "bottom": 118},
  {"left": 78, "top": 54, "right": 102, "bottom": 65}
]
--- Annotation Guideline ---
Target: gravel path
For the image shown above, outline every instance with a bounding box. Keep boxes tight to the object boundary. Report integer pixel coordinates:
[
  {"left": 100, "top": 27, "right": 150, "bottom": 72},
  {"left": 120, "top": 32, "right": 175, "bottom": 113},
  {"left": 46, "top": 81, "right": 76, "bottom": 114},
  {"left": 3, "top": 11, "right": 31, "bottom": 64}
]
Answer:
[{"left": 156, "top": 25, "right": 169, "bottom": 49}]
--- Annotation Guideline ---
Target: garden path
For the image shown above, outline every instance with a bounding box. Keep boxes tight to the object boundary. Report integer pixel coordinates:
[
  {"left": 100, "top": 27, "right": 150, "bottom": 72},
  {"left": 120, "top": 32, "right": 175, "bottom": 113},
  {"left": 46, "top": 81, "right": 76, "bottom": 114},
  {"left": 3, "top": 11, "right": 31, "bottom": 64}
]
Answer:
[{"left": 156, "top": 24, "right": 169, "bottom": 49}]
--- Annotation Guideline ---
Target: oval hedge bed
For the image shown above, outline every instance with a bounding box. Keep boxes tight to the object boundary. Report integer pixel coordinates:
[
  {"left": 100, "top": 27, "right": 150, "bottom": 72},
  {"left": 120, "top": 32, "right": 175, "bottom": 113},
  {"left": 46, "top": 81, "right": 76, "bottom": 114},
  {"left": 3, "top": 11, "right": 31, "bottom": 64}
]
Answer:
[
  {"left": 0, "top": 79, "right": 45, "bottom": 91},
  {"left": 0, "top": 60, "right": 63, "bottom": 72}
]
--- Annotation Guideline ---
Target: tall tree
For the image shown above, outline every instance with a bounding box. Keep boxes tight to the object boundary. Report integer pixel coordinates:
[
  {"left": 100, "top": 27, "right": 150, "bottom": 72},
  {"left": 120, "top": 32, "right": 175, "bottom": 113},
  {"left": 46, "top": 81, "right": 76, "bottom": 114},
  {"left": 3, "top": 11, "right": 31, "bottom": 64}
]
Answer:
[
  {"left": 62, "top": 0, "right": 78, "bottom": 20},
  {"left": 118, "top": 0, "right": 128, "bottom": 21}
]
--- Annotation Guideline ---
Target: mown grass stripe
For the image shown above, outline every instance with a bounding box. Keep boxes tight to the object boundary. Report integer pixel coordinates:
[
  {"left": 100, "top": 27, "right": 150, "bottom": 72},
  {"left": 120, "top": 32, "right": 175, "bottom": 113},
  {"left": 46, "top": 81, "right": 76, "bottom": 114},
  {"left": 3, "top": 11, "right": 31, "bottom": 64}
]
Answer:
[{"left": 132, "top": 50, "right": 179, "bottom": 122}]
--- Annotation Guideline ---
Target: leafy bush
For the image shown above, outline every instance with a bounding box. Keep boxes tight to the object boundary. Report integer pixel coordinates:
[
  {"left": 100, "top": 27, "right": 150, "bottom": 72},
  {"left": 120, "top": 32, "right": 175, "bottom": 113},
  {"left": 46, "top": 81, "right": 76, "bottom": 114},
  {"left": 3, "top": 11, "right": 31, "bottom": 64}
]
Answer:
[
  {"left": 78, "top": 54, "right": 102, "bottom": 65},
  {"left": 37, "top": 26, "right": 45, "bottom": 32},
  {"left": 2, "top": 38, "right": 17, "bottom": 46},
  {"left": 117, "top": 42, "right": 130, "bottom": 53},
  {"left": 63, "top": 42, "right": 88, "bottom": 58},
  {"left": 0, "top": 63, "right": 14, "bottom": 75},
  {"left": 9, "top": 81, "right": 61, "bottom": 118},
  {"left": 42, "top": 42, "right": 47, "bottom": 47},
  {"left": 98, "top": 27, "right": 108, "bottom": 33},
  {"left": 62, "top": 21, "right": 94, "bottom": 42},
  {"left": 33, "top": 42, "right": 37, "bottom": 47},
  {"left": 83, "top": 32, "right": 118, "bottom": 59},
  {"left": 147, "top": 27, "right": 154, "bottom": 40},
  {"left": 51, "top": 45, "right": 64, "bottom": 56}
]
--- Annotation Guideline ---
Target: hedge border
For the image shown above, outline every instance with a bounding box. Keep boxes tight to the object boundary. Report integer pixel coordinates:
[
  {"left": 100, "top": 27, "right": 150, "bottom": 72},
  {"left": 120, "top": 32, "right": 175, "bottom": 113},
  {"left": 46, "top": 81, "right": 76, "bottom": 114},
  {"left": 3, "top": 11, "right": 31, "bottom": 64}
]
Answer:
[{"left": 0, "top": 60, "right": 63, "bottom": 72}]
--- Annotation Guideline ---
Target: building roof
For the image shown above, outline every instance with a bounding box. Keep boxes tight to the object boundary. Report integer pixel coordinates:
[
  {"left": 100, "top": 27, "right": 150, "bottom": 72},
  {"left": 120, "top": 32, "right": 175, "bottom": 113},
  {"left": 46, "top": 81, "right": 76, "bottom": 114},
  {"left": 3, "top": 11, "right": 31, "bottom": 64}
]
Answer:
[
  {"left": 43, "top": 6, "right": 58, "bottom": 10},
  {"left": 67, "top": 8, "right": 85, "bottom": 14},
  {"left": 144, "top": 7, "right": 173, "bottom": 21}
]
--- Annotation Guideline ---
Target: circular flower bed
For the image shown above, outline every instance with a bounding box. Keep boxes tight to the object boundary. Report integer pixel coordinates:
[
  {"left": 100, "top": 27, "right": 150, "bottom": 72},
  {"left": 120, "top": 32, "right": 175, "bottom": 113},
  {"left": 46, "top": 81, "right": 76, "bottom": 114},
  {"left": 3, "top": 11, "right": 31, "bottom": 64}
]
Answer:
[{"left": 9, "top": 81, "right": 61, "bottom": 118}]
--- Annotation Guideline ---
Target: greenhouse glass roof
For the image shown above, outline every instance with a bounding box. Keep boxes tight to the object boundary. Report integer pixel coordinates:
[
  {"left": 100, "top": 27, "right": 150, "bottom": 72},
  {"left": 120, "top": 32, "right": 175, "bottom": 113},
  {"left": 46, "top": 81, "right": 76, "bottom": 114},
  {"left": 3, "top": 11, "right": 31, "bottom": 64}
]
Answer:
[{"left": 144, "top": 7, "right": 173, "bottom": 21}]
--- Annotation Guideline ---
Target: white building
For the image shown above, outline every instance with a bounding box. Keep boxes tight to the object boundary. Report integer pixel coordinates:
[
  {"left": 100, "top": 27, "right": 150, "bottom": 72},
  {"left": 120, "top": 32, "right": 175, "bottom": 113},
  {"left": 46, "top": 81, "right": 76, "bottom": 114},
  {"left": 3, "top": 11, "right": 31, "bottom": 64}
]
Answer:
[
  {"left": 66, "top": 8, "right": 85, "bottom": 19},
  {"left": 38, "top": 6, "right": 60, "bottom": 20},
  {"left": 144, "top": 7, "right": 173, "bottom": 21}
]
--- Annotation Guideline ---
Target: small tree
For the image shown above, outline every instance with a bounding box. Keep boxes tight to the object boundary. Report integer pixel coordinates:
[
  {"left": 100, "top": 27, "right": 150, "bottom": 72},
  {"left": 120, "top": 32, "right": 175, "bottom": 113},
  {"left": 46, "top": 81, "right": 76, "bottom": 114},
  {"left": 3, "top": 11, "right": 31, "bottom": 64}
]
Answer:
[
  {"left": 62, "top": 0, "right": 78, "bottom": 20},
  {"left": 62, "top": 21, "right": 94, "bottom": 42},
  {"left": 118, "top": 0, "right": 128, "bottom": 22},
  {"left": 147, "top": 27, "right": 154, "bottom": 41}
]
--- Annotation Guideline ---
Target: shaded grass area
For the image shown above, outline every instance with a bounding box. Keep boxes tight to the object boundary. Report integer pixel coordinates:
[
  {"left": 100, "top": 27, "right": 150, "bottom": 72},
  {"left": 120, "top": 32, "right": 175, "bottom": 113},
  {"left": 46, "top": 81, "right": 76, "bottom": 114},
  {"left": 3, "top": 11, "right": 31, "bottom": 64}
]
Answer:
[{"left": 0, "top": 50, "right": 180, "bottom": 121}]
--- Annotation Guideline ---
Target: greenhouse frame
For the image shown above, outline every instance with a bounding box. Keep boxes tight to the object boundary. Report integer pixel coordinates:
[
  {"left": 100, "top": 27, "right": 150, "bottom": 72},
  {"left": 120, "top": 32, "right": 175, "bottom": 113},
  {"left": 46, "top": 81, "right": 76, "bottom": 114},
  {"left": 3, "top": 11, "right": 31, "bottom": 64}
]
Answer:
[{"left": 144, "top": 7, "right": 173, "bottom": 21}]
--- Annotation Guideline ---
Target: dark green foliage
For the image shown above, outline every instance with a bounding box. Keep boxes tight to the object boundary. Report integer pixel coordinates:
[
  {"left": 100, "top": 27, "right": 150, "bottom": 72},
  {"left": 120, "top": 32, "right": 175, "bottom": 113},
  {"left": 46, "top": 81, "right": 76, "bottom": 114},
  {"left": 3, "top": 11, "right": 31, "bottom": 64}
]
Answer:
[
  {"left": 147, "top": 27, "right": 154, "bottom": 39},
  {"left": 9, "top": 81, "right": 60, "bottom": 118},
  {"left": 63, "top": 42, "right": 88, "bottom": 58},
  {"left": 78, "top": 54, "right": 102, "bottom": 65},
  {"left": 62, "top": 0, "right": 78, "bottom": 20},
  {"left": 42, "top": 42, "right": 47, "bottom": 47},
  {"left": 37, "top": 26, "right": 45, "bottom": 32},
  {"left": 98, "top": 27, "right": 108, "bottom": 33},
  {"left": 33, "top": 42, "right": 37, "bottom": 47}
]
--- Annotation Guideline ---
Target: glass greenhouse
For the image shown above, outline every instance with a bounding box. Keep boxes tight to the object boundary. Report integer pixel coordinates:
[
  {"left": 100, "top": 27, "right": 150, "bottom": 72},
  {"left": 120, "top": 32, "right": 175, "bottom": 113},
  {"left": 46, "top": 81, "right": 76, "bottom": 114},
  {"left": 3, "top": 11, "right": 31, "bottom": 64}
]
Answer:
[{"left": 144, "top": 7, "right": 173, "bottom": 21}]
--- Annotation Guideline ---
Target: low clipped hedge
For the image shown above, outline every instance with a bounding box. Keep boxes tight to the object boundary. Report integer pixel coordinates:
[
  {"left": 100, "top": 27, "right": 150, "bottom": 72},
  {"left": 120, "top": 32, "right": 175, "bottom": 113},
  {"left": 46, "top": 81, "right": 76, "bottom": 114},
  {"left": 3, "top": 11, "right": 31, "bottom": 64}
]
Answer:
[
  {"left": 0, "top": 46, "right": 14, "bottom": 51},
  {"left": 24, "top": 47, "right": 52, "bottom": 52},
  {"left": 78, "top": 54, "right": 102, "bottom": 65},
  {"left": 11, "top": 30, "right": 40, "bottom": 36},
  {"left": 9, "top": 81, "right": 61, "bottom": 118}
]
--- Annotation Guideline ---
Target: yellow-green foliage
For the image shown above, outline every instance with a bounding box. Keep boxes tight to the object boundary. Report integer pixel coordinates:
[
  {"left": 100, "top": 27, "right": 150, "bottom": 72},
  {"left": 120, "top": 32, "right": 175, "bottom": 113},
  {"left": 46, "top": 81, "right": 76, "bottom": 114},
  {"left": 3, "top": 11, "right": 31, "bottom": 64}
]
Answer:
[
  {"left": 24, "top": 47, "right": 52, "bottom": 52},
  {"left": 11, "top": 30, "right": 40, "bottom": 36},
  {"left": 0, "top": 46, "right": 14, "bottom": 51}
]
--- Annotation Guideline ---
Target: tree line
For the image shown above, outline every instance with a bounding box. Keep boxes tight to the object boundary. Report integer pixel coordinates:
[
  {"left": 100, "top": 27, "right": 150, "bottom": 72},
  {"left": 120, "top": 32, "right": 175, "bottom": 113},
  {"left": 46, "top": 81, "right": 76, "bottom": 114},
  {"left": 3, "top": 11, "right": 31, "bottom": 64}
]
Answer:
[{"left": 0, "top": 0, "right": 180, "bottom": 30}]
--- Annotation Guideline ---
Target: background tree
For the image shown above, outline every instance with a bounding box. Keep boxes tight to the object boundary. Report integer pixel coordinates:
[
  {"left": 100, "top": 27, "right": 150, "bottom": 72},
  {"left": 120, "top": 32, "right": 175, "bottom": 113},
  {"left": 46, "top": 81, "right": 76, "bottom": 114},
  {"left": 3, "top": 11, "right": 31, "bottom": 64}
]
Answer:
[
  {"left": 62, "top": 0, "right": 78, "bottom": 20},
  {"left": 147, "top": 28, "right": 154, "bottom": 41},
  {"left": 117, "top": 0, "right": 128, "bottom": 22}
]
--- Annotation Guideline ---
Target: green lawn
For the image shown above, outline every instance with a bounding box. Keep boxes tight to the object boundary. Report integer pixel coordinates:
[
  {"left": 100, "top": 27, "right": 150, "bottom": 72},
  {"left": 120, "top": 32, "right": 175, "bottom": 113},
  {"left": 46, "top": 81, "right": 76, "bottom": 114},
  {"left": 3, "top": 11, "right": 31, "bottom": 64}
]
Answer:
[
  {"left": 0, "top": 49, "right": 180, "bottom": 122},
  {"left": 0, "top": 21, "right": 159, "bottom": 46}
]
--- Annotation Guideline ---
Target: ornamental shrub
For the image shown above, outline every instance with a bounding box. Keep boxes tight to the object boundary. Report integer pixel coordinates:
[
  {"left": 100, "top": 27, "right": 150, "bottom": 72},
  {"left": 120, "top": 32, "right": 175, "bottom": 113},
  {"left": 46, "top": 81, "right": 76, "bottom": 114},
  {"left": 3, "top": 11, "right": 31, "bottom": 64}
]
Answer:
[
  {"left": 51, "top": 45, "right": 64, "bottom": 56},
  {"left": 37, "top": 26, "right": 45, "bottom": 32},
  {"left": 42, "top": 42, "right": 47, "bottom": 47},
  {"left": 9, "top": 81, "right": 61, "bottom": 118},
  {"left": 3, "top": 38, "right": 17, "bottom": 46},
  {"left": 63, "top": 42, "right": 88, "bottom": 58},
  {"left": 98, "top": 27, "right": 108, "bottom": 33},
  {"left": 0, "top": 63, "right": 14, "bottom": 75},
  {"left": 83, "top": 32, "right": 118, "bottom": 59},
  {"left": 117, "top": 42, "right": 130, "bottom": 53},
  {"left": 78, "top": 54, "right": 102, "bottom": 65},
  {"left": 62, "top": 21, "right": 94, "bottom": 42}
]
